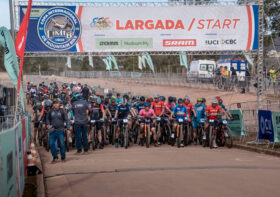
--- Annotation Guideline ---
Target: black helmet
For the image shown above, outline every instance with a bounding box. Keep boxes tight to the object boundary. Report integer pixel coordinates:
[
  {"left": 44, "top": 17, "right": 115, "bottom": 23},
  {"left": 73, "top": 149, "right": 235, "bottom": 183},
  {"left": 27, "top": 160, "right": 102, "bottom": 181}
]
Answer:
[
  {"left": 178, "top": 98, "right": 184, "bottom": 104},
  {"left": 140, "top": 96, "right": 145, "bottom": 101},
  {"left": 168, "top": 96, "right": 173, "bottom": 102},
  {"left": 104, "top": 97, "right": 110, "bottom": 104}
]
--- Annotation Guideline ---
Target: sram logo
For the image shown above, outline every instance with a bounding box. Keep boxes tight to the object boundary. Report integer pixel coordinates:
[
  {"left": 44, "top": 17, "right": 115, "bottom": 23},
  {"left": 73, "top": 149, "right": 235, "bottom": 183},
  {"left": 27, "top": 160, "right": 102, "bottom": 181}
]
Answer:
[{"left": 163, "top": 39, "right": 196, "bottom": 47}]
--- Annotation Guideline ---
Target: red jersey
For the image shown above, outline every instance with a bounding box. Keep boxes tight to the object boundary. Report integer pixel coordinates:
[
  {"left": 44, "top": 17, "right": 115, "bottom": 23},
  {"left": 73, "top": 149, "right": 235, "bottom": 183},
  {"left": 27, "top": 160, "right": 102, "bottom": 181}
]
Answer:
[
  {"left": 206, "top": 105, "right": 221, "bottom": 120},
  {"left": 151, "top": 101, "right": 165, "bottom": 116},
  {"left": 183, "top": 102, "right": 194, "bottom": 116}
]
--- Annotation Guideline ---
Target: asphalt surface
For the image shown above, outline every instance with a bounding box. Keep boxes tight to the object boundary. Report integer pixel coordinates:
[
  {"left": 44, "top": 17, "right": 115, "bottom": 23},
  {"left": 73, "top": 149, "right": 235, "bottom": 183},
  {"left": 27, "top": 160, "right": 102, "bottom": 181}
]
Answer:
[{"left": 39, "top": 144, "right": 280, "bottom": 197}]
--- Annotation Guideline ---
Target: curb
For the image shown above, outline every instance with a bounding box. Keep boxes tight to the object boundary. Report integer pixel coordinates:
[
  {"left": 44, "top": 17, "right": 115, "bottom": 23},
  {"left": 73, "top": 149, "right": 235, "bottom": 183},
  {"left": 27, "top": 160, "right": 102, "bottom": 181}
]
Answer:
[{"left": 233, "top": 144, "right": 280, "bottom": 157}]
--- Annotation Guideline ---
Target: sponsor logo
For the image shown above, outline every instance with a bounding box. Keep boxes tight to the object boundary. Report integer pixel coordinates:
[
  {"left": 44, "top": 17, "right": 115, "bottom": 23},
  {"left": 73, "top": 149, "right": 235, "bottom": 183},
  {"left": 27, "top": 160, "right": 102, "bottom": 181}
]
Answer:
[
  {"left": 37, "top": 7, "right": 81, "bottom": 51},
  {"left": 90, "top": 17, "right": 113, "bottom": 30},
  {"left": 163, "top": 39, "right": 196, "bottom": 47},
  {"left": 205, "top": 39, "right": 237, "bottom": 45},
  {"left": 96, "top": 38, "right": 153, "bottom": 49}
]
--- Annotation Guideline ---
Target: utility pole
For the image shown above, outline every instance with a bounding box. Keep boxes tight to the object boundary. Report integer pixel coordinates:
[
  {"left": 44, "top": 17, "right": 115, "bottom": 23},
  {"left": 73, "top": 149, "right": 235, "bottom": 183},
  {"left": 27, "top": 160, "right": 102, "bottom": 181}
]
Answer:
[{"left": 9, "top": 0, "right": 15, "bottom": 40}]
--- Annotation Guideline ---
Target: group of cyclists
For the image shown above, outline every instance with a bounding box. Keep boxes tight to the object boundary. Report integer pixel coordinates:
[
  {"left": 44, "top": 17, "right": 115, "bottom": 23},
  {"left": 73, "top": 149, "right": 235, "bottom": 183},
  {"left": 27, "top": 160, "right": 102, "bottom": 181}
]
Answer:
[{"left": 26, "top": 81, "right": 233, "bottom": 163}]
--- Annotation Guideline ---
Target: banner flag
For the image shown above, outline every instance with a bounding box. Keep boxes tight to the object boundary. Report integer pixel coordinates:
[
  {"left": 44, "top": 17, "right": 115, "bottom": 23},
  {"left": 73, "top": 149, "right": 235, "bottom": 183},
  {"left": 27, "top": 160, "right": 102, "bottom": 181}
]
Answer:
[
  {"left": 228, "top": 109, "right": 246, "bottom": 136},
  {"left": 108, "top": 55, "right": 119, "bottom": 70},
  {"left": 138, "top": 56, "right": 142, "bottom": 70},
  {"left": 272, "top": 111, "right": 280, "bottom": 143},
  {"left": 89, "top": 55, "right": 94, "bottom": 68},
  {"left": 179, "top": 52, "right": 188, "bottom": 69},
  {"left": 0, "top": 27, "right": 24, "bottom": 110},
  {"left": 15, "top": 0, "right": 32, "bottom": 97},
  {"left": 66, "top": 56, "right": 71, "bottom": 69}
]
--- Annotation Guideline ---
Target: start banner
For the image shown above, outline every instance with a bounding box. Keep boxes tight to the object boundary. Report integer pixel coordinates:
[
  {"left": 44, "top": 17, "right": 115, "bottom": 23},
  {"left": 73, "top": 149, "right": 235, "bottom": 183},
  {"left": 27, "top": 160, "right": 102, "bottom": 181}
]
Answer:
[{"left": 20, "top": 5, "right": 259, "bottom": 53}]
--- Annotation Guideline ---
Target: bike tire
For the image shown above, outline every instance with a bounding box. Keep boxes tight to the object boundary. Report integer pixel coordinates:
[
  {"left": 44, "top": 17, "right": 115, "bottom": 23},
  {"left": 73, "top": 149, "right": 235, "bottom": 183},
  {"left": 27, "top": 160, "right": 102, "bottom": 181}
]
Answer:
[
  {"left": 92, "top": 128, "right": 96, "bottom": 150},
  {"left": 38, "top": 125, "right": 42, "bottom": 146},
  {"left": 185, "top": 124, "right": 190, "bottom": 145},
  {"left": 225, "top": 129, "right": 233, "bottom": 148},
  {"left": 209, "top": 126, "right": 213, "bottom": 149},
  {"left": 124, "top": 126, "right": 128, "bottom": 149},
  {"left": 146, "top": 126, "right": 150, "bottom": 148}
]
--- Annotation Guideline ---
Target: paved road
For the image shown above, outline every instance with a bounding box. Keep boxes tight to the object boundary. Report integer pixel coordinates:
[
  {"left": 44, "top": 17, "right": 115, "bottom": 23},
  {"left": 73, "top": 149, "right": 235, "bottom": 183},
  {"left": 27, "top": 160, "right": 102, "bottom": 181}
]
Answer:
[{"left": 39, "top": 145, "right": 280, "bottom": 197}]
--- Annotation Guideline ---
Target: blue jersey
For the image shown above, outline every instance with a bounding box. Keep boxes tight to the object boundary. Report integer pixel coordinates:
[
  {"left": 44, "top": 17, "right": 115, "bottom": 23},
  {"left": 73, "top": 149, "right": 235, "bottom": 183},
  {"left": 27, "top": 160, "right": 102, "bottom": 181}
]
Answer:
[
  {"left": 116, "top": 103, "right": 131, "bottom": 119},
  {"left": 135, "top": 103, "right": 145, "bottom": 113},
  {"left": 194, "top": 103, "right": 206, "bottom": 119},
  {"left": 173, "top": 105, "right": 188, "bottom": 119},
  {"left": 219, "top": 104, "right": 227, "bottom": 111}
]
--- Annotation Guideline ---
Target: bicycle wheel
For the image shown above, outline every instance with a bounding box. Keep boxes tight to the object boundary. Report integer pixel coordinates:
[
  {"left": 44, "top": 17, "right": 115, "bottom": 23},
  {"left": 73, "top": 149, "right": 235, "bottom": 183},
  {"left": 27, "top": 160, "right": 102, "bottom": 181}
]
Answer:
[
  {"left": 92, "top": 128, "right": 96, "bottom": 150},
  {"left": 225, "top": 128, "right": 233, "bottom": 148},
  {"left": 124, "top": 126, "right": 128, "bottom": 149},
  {"left": 146, "top": 125, "right": 150, "bottom": 148},
  {"left": 209, "top": 126, "right": 213, "bottom": 149},
  {"left": 112, "top": 125, "right": 116, "bottom": 145},
  {"left": 38, "top": 125, "right": 42, "bottom": 146}
]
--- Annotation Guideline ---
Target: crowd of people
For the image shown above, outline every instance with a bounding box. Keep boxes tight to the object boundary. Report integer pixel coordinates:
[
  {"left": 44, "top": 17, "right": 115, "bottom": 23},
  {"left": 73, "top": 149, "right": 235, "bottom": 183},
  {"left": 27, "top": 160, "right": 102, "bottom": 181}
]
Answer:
[{"left": 27, "top": 81, "right": 233, "bottom": 163}]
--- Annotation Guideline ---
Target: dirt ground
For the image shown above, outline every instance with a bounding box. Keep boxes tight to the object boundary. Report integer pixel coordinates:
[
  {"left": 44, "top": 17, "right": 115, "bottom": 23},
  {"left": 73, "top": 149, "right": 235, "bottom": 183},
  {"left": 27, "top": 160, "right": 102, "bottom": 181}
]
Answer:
[{"left": 39, "top": 75, "right": 262, "bottom": 106}]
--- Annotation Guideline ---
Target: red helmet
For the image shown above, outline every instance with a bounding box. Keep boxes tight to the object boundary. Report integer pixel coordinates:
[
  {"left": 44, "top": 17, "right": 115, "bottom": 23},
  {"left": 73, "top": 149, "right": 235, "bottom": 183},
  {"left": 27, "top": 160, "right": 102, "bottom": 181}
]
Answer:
[{"left": 216, "top": 96, "right": 221, "bottom": 102}]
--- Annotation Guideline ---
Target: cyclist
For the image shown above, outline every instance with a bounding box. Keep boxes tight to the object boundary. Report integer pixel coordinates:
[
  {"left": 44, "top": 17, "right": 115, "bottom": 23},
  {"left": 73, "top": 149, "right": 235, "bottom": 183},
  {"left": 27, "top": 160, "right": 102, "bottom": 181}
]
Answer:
[
  {"left": 193, "top": 98, "right": 207, "bottom": 144},
  {"left": 139, "top": 102, "right": 158, "bottom": 147},
  {"left": 72, "top": 93, "right": 92, "bottom": 154},
  {"left": 205, "top": 98, "right": 222, "bottom": 148},
  {"left": 33, "top": 102, "right": 43, "bottom": 144},
  {"left": 151, "top": 94, "right": 165, "bottom": 144},
  {"left": 114, "top": 95, "right": 135, "bottom": 148},
  {"left": 89, "top": 96, "right": 105, "bottom": 149},
  {"left": 216, "top": 96, "right": 232, "bottom": 120},
  {"left": 173, "top": 98, "right": 189, "bottom": 147}
]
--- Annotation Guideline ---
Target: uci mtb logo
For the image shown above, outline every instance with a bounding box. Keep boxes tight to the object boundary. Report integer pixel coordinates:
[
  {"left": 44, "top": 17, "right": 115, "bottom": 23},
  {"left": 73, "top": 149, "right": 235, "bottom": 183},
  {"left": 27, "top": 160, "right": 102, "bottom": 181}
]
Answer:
[
  {"left": 90, "top": 17, "right": 113, "bottom": 30},
  {"left": 37, "top": 7, "right": 81, "bottom": 51}
]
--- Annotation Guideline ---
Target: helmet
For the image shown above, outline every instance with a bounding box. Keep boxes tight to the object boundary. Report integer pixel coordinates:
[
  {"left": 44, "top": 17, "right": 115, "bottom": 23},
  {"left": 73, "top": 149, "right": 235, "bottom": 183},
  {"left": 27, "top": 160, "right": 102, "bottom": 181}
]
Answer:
[
  {"left": 117, "top": 93, "right": 120, "bottom": 97},
  {"left": 202, "top": 98, "right": 206, "bottom": 103},
  {"left": 212, "top": 98, "right": 218, "bottom": 104},
  {"left": 96, "top": 97, "right": 102, "bottom": 105},
  {"left": 111, "top": 97, "right": 116, "bottom": 103},
  {"left": 154, "top": 94, "right": 160, "bottom": 98},
  {"left": 197, "top": 98, "right": 203, "bottom": 102},
  {"left": 159, "top": 96, "right": 165, "bottom": 101},
  {"left": 44, "top": 95, "right": 49, "bottom": 99},
  {"left": 172, "top": 97, "right": 177, "bottom": 103},
  {"left": 178, "top": 98, "right": 184, "bottom": 104},
  {"left": 184, "top": 95, "right": 190, "bottom": 100},
  {"left": 144, "top": 102, "right": 150, "bottom": 107},
  {"left": 140, "top": 96, "right": 145, "bottom": 101},
  {"left": 73, "top": 93, "right": 82, "bottom": 100},
  {"left": 216, "top": 96, "right": 221, "bottom": 102},
  {"left": 123, "top": 94, "right": 129, "bottom": 100},
  {"left": 168, "top": 96, "right": 173, "bottom": 102},
  {"left": 107, "top": 92, "right": 112, "bottom": 97},
  {"left": 89, "top": 96, "right": 95, "bottom": 102},
  {"left": 45, "top": 100, "right": 52, "bottom": 107}
]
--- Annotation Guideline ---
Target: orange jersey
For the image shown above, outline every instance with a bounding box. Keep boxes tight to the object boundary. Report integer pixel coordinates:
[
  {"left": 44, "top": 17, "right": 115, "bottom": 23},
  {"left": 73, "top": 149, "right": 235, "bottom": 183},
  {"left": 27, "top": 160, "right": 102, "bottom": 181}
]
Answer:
[
  {"left": 206, "top": 105, "right": 221, "bottom": 120},
  {"left": 151, "top": 101, "right": 165, "bottom": 116}
]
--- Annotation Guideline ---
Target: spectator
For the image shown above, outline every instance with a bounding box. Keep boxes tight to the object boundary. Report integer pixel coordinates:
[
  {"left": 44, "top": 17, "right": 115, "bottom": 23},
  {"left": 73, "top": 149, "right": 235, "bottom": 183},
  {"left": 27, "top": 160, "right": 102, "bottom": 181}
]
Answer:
[
  {"left": 81, "top": 84, "right": 89, "bottom": 101},
  {"left": 231, "top": 67, "right": 237, "bottom": 86},
  {"left": 269, "top": 65, "right": 277, "bottom": 89},
  {"left": 245, "top": 69, "right": 251, "bottom": 92}
]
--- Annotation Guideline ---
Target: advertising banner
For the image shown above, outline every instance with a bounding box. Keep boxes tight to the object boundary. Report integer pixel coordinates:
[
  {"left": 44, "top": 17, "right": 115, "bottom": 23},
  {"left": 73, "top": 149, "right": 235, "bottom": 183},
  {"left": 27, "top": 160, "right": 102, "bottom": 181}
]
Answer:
[
  {"left": 228, "top": 109, "right": 246, "bottom": 136},
  {"left": 21, "top": 5, "right": 259, "bottom": 53},
  {"left": 272, "top": 112, "right": 280, "bottom": 143},
  {"left": 258, "top": 110, "right": 274, "bottom": 142},
  {"left": 0, "top": 128, "right": 17, "bottom": 197}
]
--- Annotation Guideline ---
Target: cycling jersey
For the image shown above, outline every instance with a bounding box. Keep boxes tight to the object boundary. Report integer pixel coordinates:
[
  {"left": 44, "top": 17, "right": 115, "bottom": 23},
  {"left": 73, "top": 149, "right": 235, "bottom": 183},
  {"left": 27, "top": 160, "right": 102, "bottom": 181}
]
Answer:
[
  {"left": 164, "top": 102, "right": 176, "bottom": 114},
  {"left": 116, "top": 104, "right": 131, "bottom": 119},
  {"left": 107, "top": 104, "right": 117, "bottom": 117},
  {"left": 90, "top": 104, "right": 104, "bottom": 120},
  {"left": 206, "top": 105, "right": 222, "bottom": 121},
  {"left": 151, "top": 101, "right": 165, "bottom": 116},
  {"left": 30, "top": 88, "right": 36, "bottom": 98},
  {"left": 194, "top": 103, "right": 206, "bottom": 120},
  {"left": 183, "top": 102, "right": 194, "bottom": 116},
  {"left": 135, "top": 103, "right": 145, "bottom": 113},
  {"left": 173, "top": 105, "right": 188, "bottom": 119},
  {"left": 139, "top": 109, "right": 155, "bottom": 118}
]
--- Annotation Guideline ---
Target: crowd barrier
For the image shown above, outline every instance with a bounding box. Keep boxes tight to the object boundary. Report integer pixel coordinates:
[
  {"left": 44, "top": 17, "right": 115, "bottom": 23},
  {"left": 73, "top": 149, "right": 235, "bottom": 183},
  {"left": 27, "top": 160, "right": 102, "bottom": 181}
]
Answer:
[
  {"left": 0, "top": 112, "right": 32, "bottom": 197},
  {"left": 25, "top": 71, "right": 280, "bottom": 96}
]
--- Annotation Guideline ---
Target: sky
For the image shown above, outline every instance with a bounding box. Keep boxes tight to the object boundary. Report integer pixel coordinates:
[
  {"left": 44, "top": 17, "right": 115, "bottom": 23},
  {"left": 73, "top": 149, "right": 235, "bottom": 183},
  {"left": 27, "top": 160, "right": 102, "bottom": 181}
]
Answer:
[{"left": 0, "top": 0, "right": 230, "bottom": 29}]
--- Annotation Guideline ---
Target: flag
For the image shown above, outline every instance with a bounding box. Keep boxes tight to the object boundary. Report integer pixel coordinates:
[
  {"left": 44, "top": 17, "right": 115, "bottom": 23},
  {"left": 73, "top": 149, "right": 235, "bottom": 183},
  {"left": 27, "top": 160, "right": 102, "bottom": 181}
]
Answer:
[
  {"left": 66, "top": 56, "right": 71, "bottom": 68},
  {"left": 15, "top": 0, "right": 32, "bottom": 96},
  {"left": 0, "top": 27, "right": 25, "bottom": 110}
]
